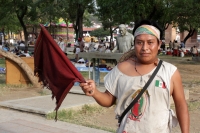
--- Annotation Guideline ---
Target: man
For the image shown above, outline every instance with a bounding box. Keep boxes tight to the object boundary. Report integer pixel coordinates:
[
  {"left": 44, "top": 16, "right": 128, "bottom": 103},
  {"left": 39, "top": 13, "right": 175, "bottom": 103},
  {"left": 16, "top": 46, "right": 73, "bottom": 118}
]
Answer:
[
  {"left": 191, "top": 45, "right": 198, "bottom": 57},
  {"left": 173, "top": 40, "right": 179, "bottom": 56},
  {"left": 88, "top": 38, "right": 96, "bottom": 52},
  {"left": 97, "top": 39, "right": 106, "bottom": 52},
  {"left": 57, "top": 36, "right": 65, "bottom": 52},
  {"left": 80, "top": 20, "right": 189, "bottom": 133},
  {"left": 78, "top": 38, "right": 85, "bottom": 52},
  {"left": 161, "top": 40, "right": 166, "bottom": 51},
  {"left": 112, "top": 24, "right": 134, "bottom": 53},
  {"left": 73, "top": 43, "right": 80, "bottom": 62},
  {"left": 169, "top": 41, "right": 172, "bottom": 49}
]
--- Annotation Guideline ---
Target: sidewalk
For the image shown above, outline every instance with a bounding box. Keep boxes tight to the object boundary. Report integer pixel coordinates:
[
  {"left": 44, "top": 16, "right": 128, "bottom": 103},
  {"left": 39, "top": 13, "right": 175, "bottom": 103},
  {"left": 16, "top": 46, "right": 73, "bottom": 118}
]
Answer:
[{"left": 0, "top": 86, "right": 111, "bottom": 133}]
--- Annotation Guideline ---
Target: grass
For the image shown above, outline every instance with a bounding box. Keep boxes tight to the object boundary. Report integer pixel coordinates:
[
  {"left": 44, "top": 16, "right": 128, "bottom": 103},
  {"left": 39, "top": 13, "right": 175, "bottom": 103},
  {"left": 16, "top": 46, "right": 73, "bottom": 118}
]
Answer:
[
  {"left": 0, "top": 58, "right": 6, "bottom": 84},
  {"left": 80, "top": 71, "right": 108, "bottom": 82},
  {"left": 188, "top": 100, "right": 200, "bottom": 111},
  {"left": 0, "top": 84, "right": 27, "bottom": 96},
  {"left": 0, "top": 74, "right": 5, "bottom": 84},
  {"left": 46, "top": 104, "right": 116, "bottom": 132},
  {"left": 0, "top": 58, "right": 5, "bottom": 68}
]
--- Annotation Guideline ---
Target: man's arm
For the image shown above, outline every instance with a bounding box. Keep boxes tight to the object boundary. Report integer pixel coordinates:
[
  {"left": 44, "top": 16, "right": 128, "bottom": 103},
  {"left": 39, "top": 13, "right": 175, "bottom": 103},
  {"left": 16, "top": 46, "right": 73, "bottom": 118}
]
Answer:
[
  {"left": 171, "top": 70, "right": 189, "bottom": 133},
  {"left": 80, "top": 79, "right": 116, "bottom": 107}
]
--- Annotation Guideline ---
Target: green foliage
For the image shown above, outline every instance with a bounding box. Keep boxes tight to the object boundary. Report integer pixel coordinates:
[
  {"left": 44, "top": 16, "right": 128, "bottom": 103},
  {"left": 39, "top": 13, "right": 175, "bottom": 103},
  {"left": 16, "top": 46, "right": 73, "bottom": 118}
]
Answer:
[
  {"left": 0, "top": 0, "right": 200, "bottom": 43},
  {"left": 90, "top": 28, "right": 110, "bottom": 37},
  {"left": 83, "top": 10, "right": 93, "bottom": 27},
  {"left": 96, "top": 0, "right": 200, "bottom": 42},
  {"left": 170, "top": 0, "right": 200, "bottom": 31},
  {"left": 96, "top": 0, "right": 175, "bottom": 39},
  {"left": 168, "top": 0, "right": 200, "bottom": 42}
]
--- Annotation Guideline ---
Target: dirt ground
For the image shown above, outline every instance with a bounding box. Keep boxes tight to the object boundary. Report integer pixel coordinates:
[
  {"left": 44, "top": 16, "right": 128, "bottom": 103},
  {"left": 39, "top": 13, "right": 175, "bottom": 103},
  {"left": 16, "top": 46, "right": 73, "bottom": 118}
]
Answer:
[{"left": 0, "top": 56, "right": 200, "bottom": 132}]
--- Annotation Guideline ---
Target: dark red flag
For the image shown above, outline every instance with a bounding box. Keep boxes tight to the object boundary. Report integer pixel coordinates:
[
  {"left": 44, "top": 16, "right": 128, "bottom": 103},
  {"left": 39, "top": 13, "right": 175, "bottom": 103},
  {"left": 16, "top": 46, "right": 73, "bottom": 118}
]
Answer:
[{"left": 34, "top": 24, "right": 85, "bottom": 119}]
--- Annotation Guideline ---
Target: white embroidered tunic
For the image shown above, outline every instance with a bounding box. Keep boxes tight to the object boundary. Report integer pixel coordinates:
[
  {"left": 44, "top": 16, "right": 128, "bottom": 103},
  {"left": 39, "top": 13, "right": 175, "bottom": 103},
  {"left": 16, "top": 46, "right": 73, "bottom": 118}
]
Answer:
[{"left": 104, "top": 60, "right": 177, "bottom": 133}]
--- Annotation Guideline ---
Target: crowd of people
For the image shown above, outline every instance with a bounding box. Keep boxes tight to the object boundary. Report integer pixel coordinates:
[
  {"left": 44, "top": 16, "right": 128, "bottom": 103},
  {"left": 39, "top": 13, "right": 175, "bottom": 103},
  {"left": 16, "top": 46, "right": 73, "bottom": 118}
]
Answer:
[
  {"left": 70, "top": 24, "right": 135, "bottom": 63},
  {"left": 0, "top": 40, "right": 34, "bottom": 57},
  {"left": 71, "top": 37, "right": 114, "bottom": 62},
  {"left": 163, "top": 40, "right": 199, "bottom": 57}
]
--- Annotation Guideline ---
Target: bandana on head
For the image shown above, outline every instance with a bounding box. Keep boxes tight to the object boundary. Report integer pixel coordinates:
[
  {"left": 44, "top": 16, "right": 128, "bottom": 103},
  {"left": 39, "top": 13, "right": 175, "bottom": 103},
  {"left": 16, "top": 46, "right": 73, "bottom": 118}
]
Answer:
[{"left": 134, "top": 25, "right": 160, "bottom": 40}]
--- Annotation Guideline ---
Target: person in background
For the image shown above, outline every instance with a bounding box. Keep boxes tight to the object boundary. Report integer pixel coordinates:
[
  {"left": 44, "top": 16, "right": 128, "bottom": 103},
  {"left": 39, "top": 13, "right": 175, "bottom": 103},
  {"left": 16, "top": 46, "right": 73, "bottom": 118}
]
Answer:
[
  {"left": 105, "top": 46, "right": 111, "bottom": 53},
  {"left": 191, "top": 45, "right": 198, "bottom": 57},
  {"left": 166, "top": 47, "right": 172, "bottom": 55},
  {"left": 22, "top": 50, "right": 31, "bottom": 57},
  {"left": 88, "top": 38, "right": 96, "bottom": 52},
  {"left": 57, "top": 36, "right": 65, "bottom": 53},
  {"left": 180, "top": 46, "right": 187, "bottom": 57},
  {"left": 78, "top": 38, "right": 85, "bottom": 52},
  {"left": 169, "top": 40, "right": 172, "bottom": 49},
  {"left": 112, "top": 24, "right": 134, "bottom": 53},
  {"left": 80, "top": 20, "right": 189, "bottom": 133},
  {"left": 19, "top": 41, "right": 25, "bottom": 47},
  {"left": 172, "top": 40, "right": 179, "bottom": 56},
  {"left": 97, "top": 40, "right": 106, "bottom": 52},
  {"left": 73, "top": 43, "right": 80, "bottom": 62},
  {"left": 161, "top": 40, "right": 166, "bottom": 51}
]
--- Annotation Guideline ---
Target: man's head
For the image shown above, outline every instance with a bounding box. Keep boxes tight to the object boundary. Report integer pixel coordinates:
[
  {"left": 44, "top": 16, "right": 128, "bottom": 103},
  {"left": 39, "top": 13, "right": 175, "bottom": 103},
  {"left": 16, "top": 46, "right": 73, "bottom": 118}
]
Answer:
[
  {"left": 132, "top": 20, "right": 163, "bottom": 64},
  {"left": 78, "top": 38, "right": 82, "bottom": 42},
  {"left": 119, "top": 24, "right": 127, "bottom": 36},
  {"left": 59, "top": 36, "right": 63, "bottom": 41}
]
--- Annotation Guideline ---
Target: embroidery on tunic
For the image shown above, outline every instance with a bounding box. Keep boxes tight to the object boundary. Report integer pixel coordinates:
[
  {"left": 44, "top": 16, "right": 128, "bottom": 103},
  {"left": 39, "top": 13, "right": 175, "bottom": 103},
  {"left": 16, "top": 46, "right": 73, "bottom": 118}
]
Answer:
[{"left": 128, "top": 89, "right": 148, "bottom": 121}]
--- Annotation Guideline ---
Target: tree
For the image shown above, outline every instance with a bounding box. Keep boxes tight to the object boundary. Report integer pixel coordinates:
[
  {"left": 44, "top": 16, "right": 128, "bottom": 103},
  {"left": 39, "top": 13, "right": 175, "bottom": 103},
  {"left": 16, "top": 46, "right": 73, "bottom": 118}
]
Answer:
[
  {"left": 65, "top": 0, "right": 95, "bottom": 40},
  {"left": 170, "top": 0, "right": 200, "bottom": 44},
  {"left": 95, "top": 0, "right": 119, "bottom": 43},
  {"left": 96, "top": 0, "right": 174, "bottom": 40},
  {"left": 49, "top": 0, "right": 95, "bottom": 41},
  {"left": 90, "top": 28, "right": 110, "bottom": 38},
  {"left": 0, "top": 0, "right": 41, "bottom": 47},
  {"left": 0, "top": 13, "right": 22, "bottom": 42},
  {"left": 96, "top": 0, "right": 200, "bottom": 43}
]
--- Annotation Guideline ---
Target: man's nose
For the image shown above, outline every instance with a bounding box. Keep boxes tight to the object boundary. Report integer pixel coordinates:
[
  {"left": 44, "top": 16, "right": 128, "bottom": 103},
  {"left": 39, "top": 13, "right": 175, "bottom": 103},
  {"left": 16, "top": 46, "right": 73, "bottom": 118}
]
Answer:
[{"left": 142, "top": 42, "right": 148, "bottom": 50}]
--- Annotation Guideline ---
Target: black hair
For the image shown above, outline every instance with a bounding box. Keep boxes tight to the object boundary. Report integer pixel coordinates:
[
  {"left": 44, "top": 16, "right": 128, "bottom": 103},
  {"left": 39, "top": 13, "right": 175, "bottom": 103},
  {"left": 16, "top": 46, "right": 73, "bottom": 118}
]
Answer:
[{"left": 132, "top": 20, "right": 163, "bottom": 40}]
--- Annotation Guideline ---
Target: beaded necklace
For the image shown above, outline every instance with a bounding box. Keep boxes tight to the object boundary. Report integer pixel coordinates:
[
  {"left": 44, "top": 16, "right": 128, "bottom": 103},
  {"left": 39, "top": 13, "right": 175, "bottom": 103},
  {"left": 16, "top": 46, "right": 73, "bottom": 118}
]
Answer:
[
  {"left": 128, "top": 57, "right": 143, "bottom": 83},
  {"left": 128, "top": 57, "right": 159, "bottom": 83}
]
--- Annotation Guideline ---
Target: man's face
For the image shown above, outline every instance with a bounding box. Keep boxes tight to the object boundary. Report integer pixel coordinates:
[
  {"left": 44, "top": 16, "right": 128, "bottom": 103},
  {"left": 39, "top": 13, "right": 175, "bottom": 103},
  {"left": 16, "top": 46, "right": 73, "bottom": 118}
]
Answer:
[
  {"left": 134, "top": 34, "right": 161, "bottom": 64},
  {"left": 119, "top": 27, "right": 126, "bottom": 36}
]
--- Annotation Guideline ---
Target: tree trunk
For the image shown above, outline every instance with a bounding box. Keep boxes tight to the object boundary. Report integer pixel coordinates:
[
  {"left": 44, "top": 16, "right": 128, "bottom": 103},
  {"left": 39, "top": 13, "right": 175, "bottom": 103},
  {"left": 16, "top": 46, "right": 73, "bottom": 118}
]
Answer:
[
  {"left": 184, "top": 28, "right": 195, "bottom": 44},
  {"left": 0, "top": 50, "right": 40, "bottom": 87},
  {"left": 78, "top": 15, "right": 83, "bottom": 38},
  {"left": 109, "top": 25, "right": 113, "bottom": 43},
  {"left": 64, "top": 19, "right": 69, "bottom": 41}
]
